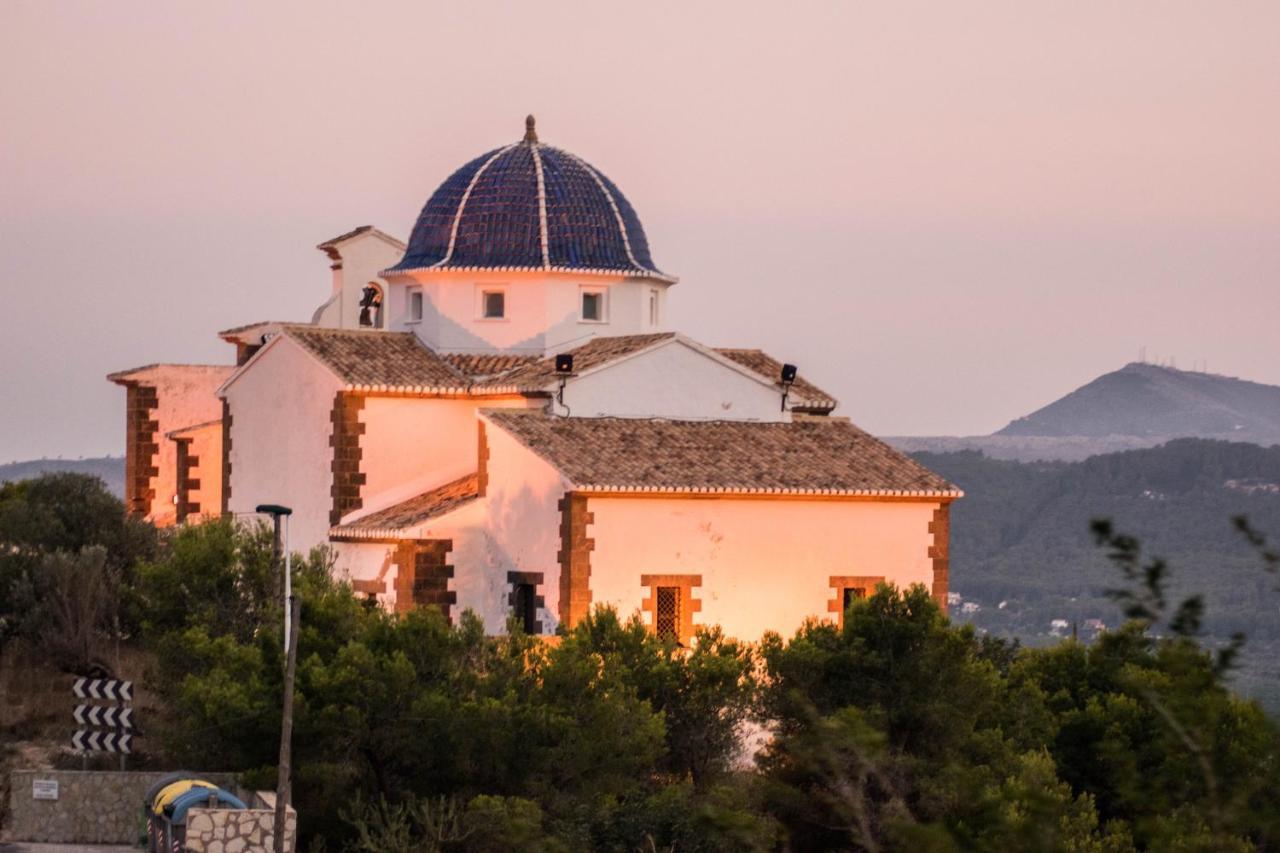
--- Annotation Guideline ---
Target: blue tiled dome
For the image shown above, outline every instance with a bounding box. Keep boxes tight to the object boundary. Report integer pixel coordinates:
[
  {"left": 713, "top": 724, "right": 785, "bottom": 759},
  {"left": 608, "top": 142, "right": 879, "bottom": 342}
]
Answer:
[{"left": 389, "top": 117, "right": 672, "bottom": 281}]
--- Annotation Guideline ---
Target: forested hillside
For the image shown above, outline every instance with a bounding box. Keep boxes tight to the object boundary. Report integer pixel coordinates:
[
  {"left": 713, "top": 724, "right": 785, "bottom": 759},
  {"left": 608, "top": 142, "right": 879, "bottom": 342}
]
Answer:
[{"left": 915, "top": 438, "right": 1280, "bottom": 705}]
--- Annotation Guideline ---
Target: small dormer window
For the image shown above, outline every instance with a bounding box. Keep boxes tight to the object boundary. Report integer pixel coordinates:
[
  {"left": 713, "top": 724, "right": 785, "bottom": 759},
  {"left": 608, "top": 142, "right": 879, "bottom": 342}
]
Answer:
[
  {"left": 580, "top": 286, "right": 607, "bottom": 323},
  {"left": 359, "top": 284, "right": 383, "bottom": 328},
  {"left": 407, "top": 287, "right": 424, "bottom": 323},
  {"left": 481, "top": 289, "right": 506, "bottom": 319}
]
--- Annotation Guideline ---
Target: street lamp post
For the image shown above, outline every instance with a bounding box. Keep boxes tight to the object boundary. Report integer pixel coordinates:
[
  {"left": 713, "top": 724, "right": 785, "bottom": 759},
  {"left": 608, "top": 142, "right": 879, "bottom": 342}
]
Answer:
[{"left": 257, "top": 504, "right": 295, "bottom": 853}]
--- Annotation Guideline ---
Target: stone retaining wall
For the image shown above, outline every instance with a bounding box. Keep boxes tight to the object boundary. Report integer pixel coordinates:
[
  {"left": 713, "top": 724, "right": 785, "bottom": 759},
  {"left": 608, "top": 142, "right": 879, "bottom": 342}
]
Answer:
[
  {"left": 5, "top": 769, "right": 233, "bottom": 844},
  {"left": 184, "top": 797, "right": 296, "bottom": 853}
]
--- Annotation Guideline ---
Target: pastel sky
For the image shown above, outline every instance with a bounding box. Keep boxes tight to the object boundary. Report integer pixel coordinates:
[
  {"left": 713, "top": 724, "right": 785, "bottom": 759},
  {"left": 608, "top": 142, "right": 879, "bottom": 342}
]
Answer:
[{"left": 2, "top": 1, "right": 1278, "bottom": 461}]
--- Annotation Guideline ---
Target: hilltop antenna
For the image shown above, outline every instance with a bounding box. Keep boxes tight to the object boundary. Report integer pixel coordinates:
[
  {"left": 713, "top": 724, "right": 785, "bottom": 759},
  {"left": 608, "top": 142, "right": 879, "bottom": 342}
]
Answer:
[{"left": 1139, "top": 345, "right": 1146, "bottom": 364}]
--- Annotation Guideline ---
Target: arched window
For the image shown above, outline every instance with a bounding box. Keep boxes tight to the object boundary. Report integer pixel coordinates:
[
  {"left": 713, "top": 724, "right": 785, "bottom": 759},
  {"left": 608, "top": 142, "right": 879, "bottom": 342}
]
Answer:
[{"left": 358, "top": 283, "right": 384, "bottom": 328}]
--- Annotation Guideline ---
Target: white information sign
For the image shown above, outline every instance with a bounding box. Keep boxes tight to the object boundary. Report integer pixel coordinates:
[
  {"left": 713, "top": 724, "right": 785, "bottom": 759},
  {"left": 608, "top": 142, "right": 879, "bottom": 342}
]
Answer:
[{"left": 32, "top": 779, "right": 59, "bottom": 800}]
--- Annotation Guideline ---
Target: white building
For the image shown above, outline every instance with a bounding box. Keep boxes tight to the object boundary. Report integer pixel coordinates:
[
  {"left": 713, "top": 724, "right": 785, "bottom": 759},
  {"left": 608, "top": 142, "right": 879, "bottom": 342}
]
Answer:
[{"left": 109, "top": 117, "right": 960, "bottom": 643}]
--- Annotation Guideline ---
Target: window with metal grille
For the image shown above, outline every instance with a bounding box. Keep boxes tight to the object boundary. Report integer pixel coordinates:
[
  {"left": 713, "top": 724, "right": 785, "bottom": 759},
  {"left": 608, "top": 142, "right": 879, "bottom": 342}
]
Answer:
[
  {"left": 512, "top": 582, "right": 537, "bottom": 634},
  {"left": 655, "top": 586, "right": 681, "bottom": 642}
]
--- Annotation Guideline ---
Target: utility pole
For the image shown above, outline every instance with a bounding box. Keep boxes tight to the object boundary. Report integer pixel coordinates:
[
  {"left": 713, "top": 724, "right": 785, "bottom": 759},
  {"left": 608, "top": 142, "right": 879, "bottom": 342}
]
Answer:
[{"left": 257, "top": 504, "right": 295, "bottom": 853}]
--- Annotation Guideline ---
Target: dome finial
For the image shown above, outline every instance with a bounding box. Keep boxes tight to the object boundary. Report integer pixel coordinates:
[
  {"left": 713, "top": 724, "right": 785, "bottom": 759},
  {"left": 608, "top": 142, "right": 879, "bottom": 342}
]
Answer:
[{"left": 524, "top": 114, "right": 538, "bottom": 143}]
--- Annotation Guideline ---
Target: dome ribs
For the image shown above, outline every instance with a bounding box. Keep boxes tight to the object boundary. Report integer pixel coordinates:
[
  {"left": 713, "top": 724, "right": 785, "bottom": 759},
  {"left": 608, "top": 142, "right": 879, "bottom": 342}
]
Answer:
[{"left": 388, "top": 130, "right": 671, "bottom": 281}]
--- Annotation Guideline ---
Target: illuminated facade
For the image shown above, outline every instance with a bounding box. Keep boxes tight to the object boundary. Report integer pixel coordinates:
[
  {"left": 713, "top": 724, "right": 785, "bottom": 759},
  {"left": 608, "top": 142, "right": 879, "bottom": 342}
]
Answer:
[{"left": 109, "top": 117, "right": 959, "bottom": 642}]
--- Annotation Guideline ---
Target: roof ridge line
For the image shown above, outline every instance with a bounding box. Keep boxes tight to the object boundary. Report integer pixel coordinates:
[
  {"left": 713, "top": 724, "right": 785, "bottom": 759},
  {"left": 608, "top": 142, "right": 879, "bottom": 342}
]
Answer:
[
  {"left": 530, "top": 143, "right": 551, "bottom": 270},
  {"left": 436, "top": 144, "right": 518, "bottom": 269}
]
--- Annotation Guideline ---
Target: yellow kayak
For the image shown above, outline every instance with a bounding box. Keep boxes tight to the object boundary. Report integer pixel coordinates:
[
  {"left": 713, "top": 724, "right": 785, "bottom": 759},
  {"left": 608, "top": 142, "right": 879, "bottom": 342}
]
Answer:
[{"left": 152, "top": 779, "right": 216, "bottom": 815}]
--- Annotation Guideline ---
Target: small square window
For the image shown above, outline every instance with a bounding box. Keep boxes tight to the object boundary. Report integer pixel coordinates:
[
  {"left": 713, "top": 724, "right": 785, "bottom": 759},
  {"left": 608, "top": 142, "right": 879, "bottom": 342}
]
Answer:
[
  {"left": 580, "top": 288, "right": 606, "bottom": 322},
  {"left": 482, "top": 290, "right": 505, "bottom": 319},
  {"left": 407, "top": 288, "right": 423, "bottom": 322}
]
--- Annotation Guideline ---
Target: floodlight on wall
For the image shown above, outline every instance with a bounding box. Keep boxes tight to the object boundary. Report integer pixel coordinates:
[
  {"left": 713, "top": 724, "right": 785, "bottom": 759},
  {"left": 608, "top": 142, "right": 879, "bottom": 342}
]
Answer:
[
  {"left": 780, "top": 363, "right": 798, "bottom": 412},
  {"left": 554, "top": 353, "right": 574, "bottom": 416}
]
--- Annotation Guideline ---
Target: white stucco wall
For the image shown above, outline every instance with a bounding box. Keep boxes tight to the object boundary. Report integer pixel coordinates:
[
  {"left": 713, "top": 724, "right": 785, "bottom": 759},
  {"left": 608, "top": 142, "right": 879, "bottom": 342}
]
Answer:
[
  {"left": 118, "top": 364, "right": 233, "bottom": 526},
  {"left": 330, "top": 540, "right": 399, "bottom": 607},
  {"left": 331, "top": 419, "right": 568, "bottom": 630},
  {"left": 387, "top": 269, "right": 671, "bottom": 356},
  {"left": 358, "top": 397, "right": 534, "bottom": 514},
  {"left": 178, "top": 420, "right": 223, "bottom": 524},
  {"left": 311, "top": 231, "right": 404, "bottom": 330},
  {"left": 223, "top": 338, "right": 343, "bottom": 550},
  {"left": 561, "top": 340, "right": 786, "bottom": 422},
  {"left": 459, "top": 420, "right": 569, "bottom": 631},
  {"left": 587, "top": 496, "right": 942, "bottom": 641}
]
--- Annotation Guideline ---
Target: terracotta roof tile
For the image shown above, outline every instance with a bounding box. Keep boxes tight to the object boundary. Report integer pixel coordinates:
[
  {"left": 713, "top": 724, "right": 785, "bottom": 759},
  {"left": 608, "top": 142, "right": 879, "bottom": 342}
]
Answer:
[
  {"left": 479, "top": 333, "right": 676, "bottom": 390},
  {"left": 483, "top": 410, "right": 958, "bottom": 496},
  {"left": 331, "top": 474, "right": 480, "bottom": 537},
  {"left": 444, "top": 352, "right": 541, "bottom": 378},
  {"left": 282, "top": 326, "right": 467, "bottom": 389},
  {"left": 715, "top": 348, "right": 836, "bottom": 411},
  {"left": 218, "top": 318, "right": 291, "bottom": 335}
]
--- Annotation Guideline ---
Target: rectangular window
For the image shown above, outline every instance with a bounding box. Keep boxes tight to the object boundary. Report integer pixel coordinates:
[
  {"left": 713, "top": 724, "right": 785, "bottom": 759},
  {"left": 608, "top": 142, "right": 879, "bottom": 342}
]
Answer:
[
  {"left": 649, "top": 289, "right": 659, "bottom": 326},
  {"left": 843, "top": 586, "right": 868, "bottom": 612},
  {"left": 642, "top": 574, "right": 701, "bottom": 646},
  {"left": 482, "top": 290, "right": 505, "bottom": 319},
  {"left": 829, "top": 576, "right": 884, "bottom": 628},
  {"left": 513, "top": 582, "right": 537, "bottom": 634},
  {"left": 407, "top": 288, "right": 424, "bottom": 322},
  {"left": 507, "top": 571, "right": 544, "bottom": 635},
  {"left": 655, "top": 587, "right": 680, "bottom": 642},
  {"left": 578, "top": 286, "right": 606, "bottom": 324}
]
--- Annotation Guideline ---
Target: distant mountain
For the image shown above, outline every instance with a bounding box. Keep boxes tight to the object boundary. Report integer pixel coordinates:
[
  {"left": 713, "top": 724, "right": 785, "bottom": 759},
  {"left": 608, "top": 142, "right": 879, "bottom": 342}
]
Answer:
[
  {"left": 998, "top": 362, "right": 1280, "bottom": 443},
  {"left": 886, "top": 363, "right": 1280, "bottom": 463},
  {"left": 0, "top": 457, "right": 124, "bottom": 497}
]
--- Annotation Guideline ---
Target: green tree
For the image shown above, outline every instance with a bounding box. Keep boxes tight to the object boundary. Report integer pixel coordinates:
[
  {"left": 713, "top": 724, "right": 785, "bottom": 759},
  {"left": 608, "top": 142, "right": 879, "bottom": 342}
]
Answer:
[{"left": 0, "top": 472, "right": 156, "bottom": 665}]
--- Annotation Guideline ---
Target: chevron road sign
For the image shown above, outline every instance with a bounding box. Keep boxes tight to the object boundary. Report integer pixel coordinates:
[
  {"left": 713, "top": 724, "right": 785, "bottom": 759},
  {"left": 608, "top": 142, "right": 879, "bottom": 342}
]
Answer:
[
  {"left": 72, "top": 677, "right": 133, "bottom": 702},
  {"left": 71, "top": 729, "right": 132, "bottom": 754},
  {"left": 73, "top": 704, "right": 134, "bottom": 730}
]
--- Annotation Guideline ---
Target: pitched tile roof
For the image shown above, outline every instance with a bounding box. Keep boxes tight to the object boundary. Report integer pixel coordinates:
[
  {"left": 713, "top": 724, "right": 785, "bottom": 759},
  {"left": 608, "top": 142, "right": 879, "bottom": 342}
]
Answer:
[
  {"left": 715, "top": 348, "right": 836, "bottom": 412},
  {"left": 217, "top": 320, "right": 290, "bottom": 338},
  {"left": 282, "top": 326, "right": 468, "bottom": 390},
  {"left": 481, "top": 333, "right": 676, "bottom": 390},
  {"left": 482, "top": 410, "right": 959, "bottom": 496},
  {"left": 331, "top": 474, "right": 480, "bottom": 538},
  {"left": 444, "top": 352, "right": 541, "bottom": 378},
  {"left": 107, "top": 364, "right": 236, "bottom": 385},
  {"left": 316, "top": 225, "right": 406, "bottom": 251}
]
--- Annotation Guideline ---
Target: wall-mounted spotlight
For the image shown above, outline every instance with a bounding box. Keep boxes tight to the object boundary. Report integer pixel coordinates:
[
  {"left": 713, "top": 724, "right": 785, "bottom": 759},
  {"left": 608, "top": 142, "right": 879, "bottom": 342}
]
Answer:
[
  {"left": 554, "top": 353, "right": 575, "bottom": 415},
  {"left": 780, "top": 363, "right": 798, "bottom": 412}
]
